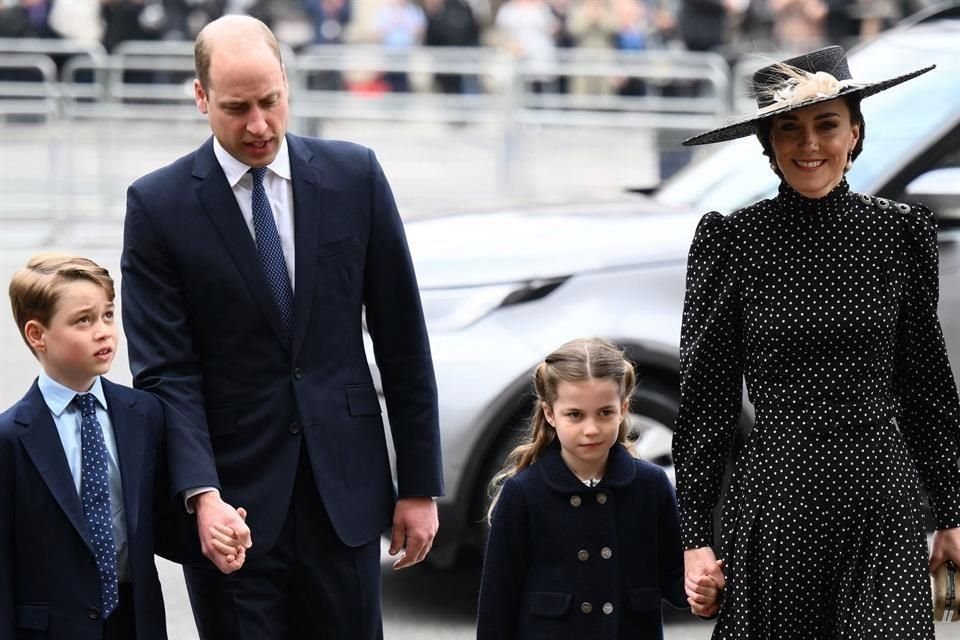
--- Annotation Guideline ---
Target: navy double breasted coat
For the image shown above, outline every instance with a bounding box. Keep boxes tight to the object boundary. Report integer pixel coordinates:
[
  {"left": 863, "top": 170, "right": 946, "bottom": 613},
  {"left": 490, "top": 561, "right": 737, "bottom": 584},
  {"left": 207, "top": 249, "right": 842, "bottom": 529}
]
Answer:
[{"left": 477, "top": 439, "right": 686, "bottom": 640}]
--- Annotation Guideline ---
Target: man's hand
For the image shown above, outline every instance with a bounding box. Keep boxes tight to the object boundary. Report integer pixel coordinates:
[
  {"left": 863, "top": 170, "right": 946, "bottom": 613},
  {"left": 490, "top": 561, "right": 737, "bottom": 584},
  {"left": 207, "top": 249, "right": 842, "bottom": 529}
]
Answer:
[
  {"left": 193, "top": 491, "right": 253, "bottom": 574},
  {"left": 388, "top": 497, "right": 438, "bottom": 570},
  {"left": 684, "top": 547, "right": 726, "bottom": 618},
  {"left": 930, "top": 526, "right": 960, "bottom": 573}
]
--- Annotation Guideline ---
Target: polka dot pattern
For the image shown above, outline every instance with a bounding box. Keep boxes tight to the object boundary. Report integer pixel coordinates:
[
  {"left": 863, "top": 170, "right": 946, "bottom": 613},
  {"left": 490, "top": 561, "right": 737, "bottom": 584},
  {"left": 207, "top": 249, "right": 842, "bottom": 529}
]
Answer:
[
  {"left": 250, "top": 166, "right": 294, "bottom": 337},
  {"left": 74, "top": 393, "right": 119, "bottom": 618},
  {"left": 673, "top": 179, "right": 960, "bottom": 637}
]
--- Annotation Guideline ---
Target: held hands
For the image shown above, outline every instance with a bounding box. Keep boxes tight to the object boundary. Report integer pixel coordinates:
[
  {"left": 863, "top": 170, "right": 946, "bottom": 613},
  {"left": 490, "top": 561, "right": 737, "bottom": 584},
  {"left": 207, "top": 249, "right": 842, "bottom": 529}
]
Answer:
[
  {"left": 389, "top": 497, "right": 439, "bottom": 570},
  {"left": 193, "top": 491, "right": 253, "bottom": 574},
  {"left": 684, "top": 547, "right": 726, "bottom": 618}
]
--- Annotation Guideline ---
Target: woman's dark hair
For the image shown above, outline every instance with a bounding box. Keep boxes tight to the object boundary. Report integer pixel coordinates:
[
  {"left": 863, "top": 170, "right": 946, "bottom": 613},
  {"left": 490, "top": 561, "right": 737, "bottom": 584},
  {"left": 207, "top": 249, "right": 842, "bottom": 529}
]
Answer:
[{"left": 755, "top": 95, "right": 865, "bottom": 177}]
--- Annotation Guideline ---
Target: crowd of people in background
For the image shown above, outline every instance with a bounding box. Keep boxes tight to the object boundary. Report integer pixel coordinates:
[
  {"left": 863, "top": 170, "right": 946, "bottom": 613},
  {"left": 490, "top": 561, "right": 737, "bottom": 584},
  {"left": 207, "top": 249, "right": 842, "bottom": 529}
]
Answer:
[{"left": 0, "top": 0, "right": 937, "bottom": 66}]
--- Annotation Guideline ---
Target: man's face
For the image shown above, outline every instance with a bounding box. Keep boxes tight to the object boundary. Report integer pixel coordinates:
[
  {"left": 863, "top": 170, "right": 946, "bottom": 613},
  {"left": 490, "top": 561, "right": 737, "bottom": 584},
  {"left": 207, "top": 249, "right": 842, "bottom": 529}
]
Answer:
[{"left": 195, "top": 44, "right": 289, "bottom": 168}]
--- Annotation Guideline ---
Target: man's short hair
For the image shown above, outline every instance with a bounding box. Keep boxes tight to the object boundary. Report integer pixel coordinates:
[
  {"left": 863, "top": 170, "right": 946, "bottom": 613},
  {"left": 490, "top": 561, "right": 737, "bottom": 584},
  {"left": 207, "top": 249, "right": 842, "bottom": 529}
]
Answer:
[
  {"left": 194, "top": 17, "right": 282, "bottom": 91},
  {"left": 9, "top": 254, "right": 115, "bottom": 353}
]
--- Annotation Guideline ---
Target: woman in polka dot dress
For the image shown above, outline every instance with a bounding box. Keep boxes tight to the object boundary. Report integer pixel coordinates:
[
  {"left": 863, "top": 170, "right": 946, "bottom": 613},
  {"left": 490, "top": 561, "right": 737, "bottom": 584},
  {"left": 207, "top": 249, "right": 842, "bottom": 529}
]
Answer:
[{"left": 672, "top": 46, "right": 960, "bottom": 638}]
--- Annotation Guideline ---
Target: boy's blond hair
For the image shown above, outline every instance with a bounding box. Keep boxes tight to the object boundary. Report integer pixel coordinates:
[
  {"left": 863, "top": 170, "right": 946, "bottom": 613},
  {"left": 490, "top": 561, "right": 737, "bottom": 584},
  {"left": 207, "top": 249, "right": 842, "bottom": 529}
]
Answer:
[{"left": 9, "top": 254, "right": 115, "bottom": 355}]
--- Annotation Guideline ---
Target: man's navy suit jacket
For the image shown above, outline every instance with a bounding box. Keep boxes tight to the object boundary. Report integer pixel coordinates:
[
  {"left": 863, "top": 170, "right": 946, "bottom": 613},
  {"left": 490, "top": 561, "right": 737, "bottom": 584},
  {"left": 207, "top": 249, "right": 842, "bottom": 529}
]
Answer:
[
  {"left": 120, "top": 133, "right": 444, "bottom": 554},
  {"left": 0, "top": 379, "right": 168, "bottom": 640}
]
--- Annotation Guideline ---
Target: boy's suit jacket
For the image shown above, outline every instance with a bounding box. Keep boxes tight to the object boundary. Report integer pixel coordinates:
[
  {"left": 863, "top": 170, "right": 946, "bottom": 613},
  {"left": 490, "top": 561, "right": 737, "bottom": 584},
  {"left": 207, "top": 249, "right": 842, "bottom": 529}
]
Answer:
[
  {"left": 121, "top": 133, "right": 444, "bottom": 555},
  {"left": 0, "top": 378, "right": 168, "bottom": 640}
]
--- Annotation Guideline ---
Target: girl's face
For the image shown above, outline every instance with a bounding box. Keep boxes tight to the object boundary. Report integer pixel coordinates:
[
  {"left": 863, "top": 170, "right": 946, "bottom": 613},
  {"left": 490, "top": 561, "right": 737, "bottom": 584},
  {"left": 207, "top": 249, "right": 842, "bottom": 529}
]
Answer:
[
  {"left": 770, "top": 98, "right": 860, "bottom": 199},
  {"left": 544, "top": 378, "right": 629, "bottom": 480}
]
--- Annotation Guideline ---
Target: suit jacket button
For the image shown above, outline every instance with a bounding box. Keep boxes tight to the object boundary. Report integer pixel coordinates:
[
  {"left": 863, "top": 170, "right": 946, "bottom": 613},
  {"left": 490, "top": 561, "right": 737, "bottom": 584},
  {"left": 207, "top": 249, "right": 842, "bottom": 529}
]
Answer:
[
  {"left": 289, "top": 422, "right": 301, "bottom": 434},
  {"left": 577, "top": 549, "right": 590, "bottom": 562},
  {"left": 87, "top": 607, "right": 100, "bottom": 620},
  {"left": 293, "top": 368, "right": 303, "bottom": 380},
  {"left": 600, "top": 546, "right": 612, "bottom": 559},
  {"left": 596, "top": 492, "right": 608, "bottom": 504},
  {"left": 580, "top": 601, "right": 593, "bottom": 614},
  {"left": 569, "top": 495, "right": 582, "bottom": 507},
  {"left": 602, "top": 602, "right": 614, "bottom": 615}
]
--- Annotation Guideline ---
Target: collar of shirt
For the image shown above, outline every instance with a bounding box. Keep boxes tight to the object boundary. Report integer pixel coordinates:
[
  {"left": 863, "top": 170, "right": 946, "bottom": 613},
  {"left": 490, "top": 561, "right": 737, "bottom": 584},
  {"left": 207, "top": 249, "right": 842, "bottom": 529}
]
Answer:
[
  {"left": 213, "top": 135, "right": 292, "bottom": 187},
  {"left": 38, "top": 371, "right": 106, "bottom": 417}
]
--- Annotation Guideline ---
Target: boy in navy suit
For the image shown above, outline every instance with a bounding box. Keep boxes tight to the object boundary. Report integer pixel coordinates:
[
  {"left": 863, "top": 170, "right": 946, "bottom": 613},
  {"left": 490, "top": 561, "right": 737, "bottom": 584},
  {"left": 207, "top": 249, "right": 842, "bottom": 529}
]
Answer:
[{"left": 0, "top": 254, "right": 242, "bottom": 640}]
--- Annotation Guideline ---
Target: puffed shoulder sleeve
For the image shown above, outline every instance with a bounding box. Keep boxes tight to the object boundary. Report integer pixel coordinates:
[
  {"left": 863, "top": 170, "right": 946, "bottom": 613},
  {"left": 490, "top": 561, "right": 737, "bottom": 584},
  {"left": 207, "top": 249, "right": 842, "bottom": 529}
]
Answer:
[
  {"left": 894, "top": 204, "right": 960, "bottom": 529},
  {"left": 672, "top": 212, "right": 745, "bottom": 549}
]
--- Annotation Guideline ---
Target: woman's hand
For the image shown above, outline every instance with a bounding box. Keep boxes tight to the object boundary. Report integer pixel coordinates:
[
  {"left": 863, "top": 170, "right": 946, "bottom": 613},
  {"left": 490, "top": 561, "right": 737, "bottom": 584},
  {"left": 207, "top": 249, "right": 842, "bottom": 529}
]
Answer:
[
  {"left": 684, "top": 547, "right": 726, "bottom": 618},
  {"left": 929, "top": 526, "right": 960, "bottom": 572}
]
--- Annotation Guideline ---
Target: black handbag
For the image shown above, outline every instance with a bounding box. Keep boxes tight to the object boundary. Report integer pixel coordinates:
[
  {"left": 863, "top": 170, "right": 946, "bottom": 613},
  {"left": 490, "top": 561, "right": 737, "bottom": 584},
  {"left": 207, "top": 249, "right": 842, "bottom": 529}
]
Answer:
[{"left": 932, "top": 560, "right": 959, "bottom": 623}]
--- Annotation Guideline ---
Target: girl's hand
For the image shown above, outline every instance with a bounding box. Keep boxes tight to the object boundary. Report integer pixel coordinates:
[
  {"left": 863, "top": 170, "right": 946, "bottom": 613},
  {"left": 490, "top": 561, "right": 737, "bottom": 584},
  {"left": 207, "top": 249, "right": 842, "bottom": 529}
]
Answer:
[{"left": 684, "top": 547, "right": 725, "bottom": 618}]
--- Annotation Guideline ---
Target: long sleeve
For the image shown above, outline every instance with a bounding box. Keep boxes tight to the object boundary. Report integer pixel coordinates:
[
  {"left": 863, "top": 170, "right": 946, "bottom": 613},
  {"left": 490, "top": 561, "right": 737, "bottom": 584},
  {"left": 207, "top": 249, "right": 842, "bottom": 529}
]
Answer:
[
  {"left": 121, "top": 184, "right": 220, "bottom": 498},
  {"left": 477, "top": 478, "right": 529, "bottom": 640},
  {"left": 672, "top": 211, "right": 744, "bottom": 549},
  {"left": 361, "top": 149, "right": 444, "bottom": 499},
  {"left": 893, "top": 204, "right": 960, "bottom": 529},
  {"left": 0, "top": 433, "right": 14, "bottom": 638},
  {"left": 656, "top": 466, "right": 688, "bottom": 608}
]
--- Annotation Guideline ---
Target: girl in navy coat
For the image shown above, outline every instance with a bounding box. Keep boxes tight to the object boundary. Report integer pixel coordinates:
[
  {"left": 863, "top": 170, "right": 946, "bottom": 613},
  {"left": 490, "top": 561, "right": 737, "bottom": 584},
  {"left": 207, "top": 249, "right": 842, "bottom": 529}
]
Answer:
[{"left": 477, "top": 337, "right": 721, "bottom": 639}]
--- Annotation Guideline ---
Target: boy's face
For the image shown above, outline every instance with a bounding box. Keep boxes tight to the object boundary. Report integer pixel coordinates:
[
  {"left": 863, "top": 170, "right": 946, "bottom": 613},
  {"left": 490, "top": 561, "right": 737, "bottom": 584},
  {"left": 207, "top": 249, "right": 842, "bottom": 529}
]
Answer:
[{"left": 26, "top": 280, "right": 117, "bottom": 392}]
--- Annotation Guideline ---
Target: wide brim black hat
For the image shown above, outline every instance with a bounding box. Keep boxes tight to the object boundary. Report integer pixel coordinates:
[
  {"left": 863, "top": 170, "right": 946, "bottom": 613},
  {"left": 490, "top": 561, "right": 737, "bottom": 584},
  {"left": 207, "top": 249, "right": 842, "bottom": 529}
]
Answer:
[{"left": 682, "top": 46, "right": 934, "bottom": 146}]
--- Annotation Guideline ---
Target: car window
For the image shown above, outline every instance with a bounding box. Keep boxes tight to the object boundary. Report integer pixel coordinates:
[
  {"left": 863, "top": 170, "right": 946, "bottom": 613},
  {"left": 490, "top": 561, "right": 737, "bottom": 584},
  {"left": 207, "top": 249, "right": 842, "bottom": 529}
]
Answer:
[{"left": 655, "top": 20, "right": 960, "bottom": 214}]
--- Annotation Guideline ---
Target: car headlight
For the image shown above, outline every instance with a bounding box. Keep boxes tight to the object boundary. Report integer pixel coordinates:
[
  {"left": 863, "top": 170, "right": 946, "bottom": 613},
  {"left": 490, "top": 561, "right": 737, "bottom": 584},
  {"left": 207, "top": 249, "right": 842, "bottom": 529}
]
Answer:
[{"left": 420, "top": 277, "right": 568, "bottom": 332}]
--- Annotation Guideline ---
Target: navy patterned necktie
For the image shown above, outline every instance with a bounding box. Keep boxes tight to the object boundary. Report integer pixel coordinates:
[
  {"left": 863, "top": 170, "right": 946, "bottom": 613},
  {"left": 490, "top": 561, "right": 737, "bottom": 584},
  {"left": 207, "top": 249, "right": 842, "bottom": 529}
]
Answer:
[
  {"left": 250, "top": 166, "right": 294, "bottom": 337},
  {"left": 73, "top": 393, "right": 119, "bottom": 618}
]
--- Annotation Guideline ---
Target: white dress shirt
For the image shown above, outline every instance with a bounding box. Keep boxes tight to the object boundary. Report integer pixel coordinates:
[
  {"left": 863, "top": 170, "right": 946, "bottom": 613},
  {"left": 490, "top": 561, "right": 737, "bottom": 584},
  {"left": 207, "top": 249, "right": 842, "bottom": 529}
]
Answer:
[
  {"left": 38, "top": 372, "right": 129, "bottom": 581},
  {"left": 213, "top": 136, "right": 296, "bottom": 289}
]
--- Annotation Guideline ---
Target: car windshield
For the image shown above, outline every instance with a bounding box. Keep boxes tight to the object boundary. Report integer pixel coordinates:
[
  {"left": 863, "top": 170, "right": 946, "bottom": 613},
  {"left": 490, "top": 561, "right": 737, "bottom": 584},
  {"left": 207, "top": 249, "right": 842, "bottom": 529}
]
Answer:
[{"left": 655, "top": 20, "right": 960, "bottom": 214}]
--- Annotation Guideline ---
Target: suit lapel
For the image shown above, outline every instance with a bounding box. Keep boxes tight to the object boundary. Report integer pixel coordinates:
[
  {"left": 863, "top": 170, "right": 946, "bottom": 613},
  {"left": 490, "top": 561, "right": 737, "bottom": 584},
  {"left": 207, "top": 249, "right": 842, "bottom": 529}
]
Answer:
[
  {"left": 16, "top": 382, "right": 94, "bottom": 555},
  {"left": 103, "top": 380, "right": 146, "bottom": 540},
  {"left": 193, "top": 138, "right": 291, "bottom": 349},
  {"left": 288, "top": 134, "right": 323, "bottom": 357}
]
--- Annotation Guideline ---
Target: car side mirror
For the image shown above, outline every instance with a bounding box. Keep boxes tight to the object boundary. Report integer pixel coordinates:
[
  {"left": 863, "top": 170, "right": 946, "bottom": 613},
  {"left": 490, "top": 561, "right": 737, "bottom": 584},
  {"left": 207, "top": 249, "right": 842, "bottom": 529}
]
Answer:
[{"left": 904, "top": 167, "right": 960, "bottom": 229}]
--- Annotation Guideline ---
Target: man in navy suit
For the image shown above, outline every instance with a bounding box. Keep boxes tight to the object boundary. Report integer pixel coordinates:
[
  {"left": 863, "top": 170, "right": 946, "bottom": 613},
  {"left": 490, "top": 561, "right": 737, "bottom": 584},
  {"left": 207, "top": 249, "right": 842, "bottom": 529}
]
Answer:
[
  {"left": 1, "top": 254, "right": 182, "bottom": 639},
  {"left": 120, "top": 14, "right": 444, "bottom": 639}
]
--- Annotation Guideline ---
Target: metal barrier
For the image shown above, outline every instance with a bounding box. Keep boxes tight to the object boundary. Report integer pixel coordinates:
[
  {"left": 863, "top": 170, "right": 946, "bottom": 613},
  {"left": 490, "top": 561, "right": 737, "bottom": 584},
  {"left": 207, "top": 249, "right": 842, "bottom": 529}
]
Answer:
[
  {"left": 0, "top": 53, "right": 59, "bottom": 119},
  {"left": 1, "top": 39, "right": 733, "bottom": 128},
  {"left": 0, "top": 39, "right": 737, "bottom": 195}
]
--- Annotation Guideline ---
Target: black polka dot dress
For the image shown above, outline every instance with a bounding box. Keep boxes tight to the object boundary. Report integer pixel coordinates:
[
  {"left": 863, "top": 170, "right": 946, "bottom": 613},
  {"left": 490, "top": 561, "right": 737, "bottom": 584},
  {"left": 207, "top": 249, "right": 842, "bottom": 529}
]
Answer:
[{"left": 673, "top": 179, "right": 960, "bottom": 639}]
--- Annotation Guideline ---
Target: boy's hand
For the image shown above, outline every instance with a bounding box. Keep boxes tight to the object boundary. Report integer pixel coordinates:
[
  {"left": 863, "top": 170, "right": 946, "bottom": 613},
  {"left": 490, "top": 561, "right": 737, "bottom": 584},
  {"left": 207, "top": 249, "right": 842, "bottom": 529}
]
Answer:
[
  {"left": 194, "top": 492, "right": 252, "bottom": 574},
  {"left": 209, "top": 507, "right": 249, "bottom": 570}
]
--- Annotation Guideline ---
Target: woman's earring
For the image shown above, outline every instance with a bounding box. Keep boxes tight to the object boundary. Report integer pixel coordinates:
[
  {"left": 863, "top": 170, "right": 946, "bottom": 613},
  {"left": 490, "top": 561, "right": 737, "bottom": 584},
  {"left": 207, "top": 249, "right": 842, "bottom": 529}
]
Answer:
[
  {"left": 769, "top": 160, "right": 778, "bottom": 173},
  {"left": 845, "top": 151, "right": 853, "bottom": 172}
]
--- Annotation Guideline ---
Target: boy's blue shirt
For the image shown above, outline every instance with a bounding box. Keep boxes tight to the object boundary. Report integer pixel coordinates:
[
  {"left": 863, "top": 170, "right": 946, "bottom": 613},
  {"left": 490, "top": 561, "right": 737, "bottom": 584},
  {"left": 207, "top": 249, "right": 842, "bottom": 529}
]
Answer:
[{"left": 36, "top": 372, "right": 129, "bottom": 580}]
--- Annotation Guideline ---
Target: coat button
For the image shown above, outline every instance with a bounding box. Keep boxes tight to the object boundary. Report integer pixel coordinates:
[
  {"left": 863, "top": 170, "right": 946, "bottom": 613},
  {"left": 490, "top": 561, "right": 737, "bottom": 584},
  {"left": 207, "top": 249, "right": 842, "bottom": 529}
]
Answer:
[
  {"left": 602, "top": 602, "right": 614, "bottom": 615},
  {"left": 87, "top": 607, "right": 100, "bottom": 620},
  {"left": 293, "top": 368, "right": 303, "bottom": 379},
  {"left": 596, "top": 493, "right": 607, "bottom": 504},
  {"left": 600, "top": 546, "right": 612, "bottom": 559},
  {"left": 580, "top": 601, "right": 593, "bottom": 614},
  {"left": 577, "top": 549, "right": 590, "bottom": 562},
  {"left": 289, "top": 422, "right": 300, "bottom": 434},
  {"left": 569, "top": 495, "right": 582, "bottom": 507}
]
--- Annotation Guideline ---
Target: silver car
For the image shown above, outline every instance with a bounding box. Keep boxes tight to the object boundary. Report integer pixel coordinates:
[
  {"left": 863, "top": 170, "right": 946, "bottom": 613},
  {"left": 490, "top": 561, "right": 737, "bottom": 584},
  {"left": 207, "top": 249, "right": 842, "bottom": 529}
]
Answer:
[{"left": 367, "top": 9, "right": 960, "bottom": 566}]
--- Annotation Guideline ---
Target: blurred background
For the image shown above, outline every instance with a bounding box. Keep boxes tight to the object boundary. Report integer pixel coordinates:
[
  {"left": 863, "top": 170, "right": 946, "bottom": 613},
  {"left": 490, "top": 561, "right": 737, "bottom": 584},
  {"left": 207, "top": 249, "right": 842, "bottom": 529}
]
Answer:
[{"left": 1, "top": 0, "right": 958, "bottom": 638}]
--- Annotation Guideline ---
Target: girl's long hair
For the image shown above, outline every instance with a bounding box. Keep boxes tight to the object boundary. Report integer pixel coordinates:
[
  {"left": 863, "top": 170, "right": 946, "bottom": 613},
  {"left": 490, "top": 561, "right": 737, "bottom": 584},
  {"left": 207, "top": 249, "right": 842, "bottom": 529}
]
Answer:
[{"left": 486, "top": 337, "right": 636, "bottom": 521}]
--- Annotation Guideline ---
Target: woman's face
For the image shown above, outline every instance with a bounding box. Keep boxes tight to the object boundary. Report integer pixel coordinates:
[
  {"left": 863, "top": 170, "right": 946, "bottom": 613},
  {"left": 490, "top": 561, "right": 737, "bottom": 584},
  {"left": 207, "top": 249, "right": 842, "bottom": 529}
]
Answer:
[{"left": 769, "top": 98, "right": 860, "bottom": 199}]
